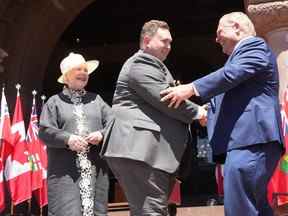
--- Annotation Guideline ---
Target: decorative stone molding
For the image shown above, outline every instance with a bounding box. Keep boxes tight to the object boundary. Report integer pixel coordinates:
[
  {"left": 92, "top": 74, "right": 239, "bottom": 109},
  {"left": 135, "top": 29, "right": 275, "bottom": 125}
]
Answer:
[
  {"left": 248, "top": 0, "right": 281, "bottom": 3},
  {"left": 0, "top": 47, "right": 8, "bottom": 73},
  {"left": 246, "top": 1, "right": 288, "bottom": 36}
]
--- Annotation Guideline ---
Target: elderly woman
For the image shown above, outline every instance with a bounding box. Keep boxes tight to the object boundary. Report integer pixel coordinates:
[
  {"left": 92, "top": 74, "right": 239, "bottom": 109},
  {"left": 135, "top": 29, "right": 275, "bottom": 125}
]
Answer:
[{"left": 39, "top": 52, "right": 112, "bottom": 216}]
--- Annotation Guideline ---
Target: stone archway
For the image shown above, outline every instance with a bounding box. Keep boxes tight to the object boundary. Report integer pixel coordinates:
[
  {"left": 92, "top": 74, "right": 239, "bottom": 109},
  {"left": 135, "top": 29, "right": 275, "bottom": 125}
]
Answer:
[{"left": 0, "top": 0, "right": 95, "bottom": 111}]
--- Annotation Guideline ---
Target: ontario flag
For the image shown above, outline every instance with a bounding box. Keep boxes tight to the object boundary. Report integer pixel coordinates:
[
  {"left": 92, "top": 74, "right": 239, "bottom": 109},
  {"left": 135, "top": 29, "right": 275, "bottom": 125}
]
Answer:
[
  {"left": 268, "top": 88, "right": 288, "bottom": 206},
  {"left": 0, "top": 87, "right": 12, "bottom": 212},
  {"left": 26, "top": 93, "right": 48, "bottom": 207},
  {"left": 5, "top": 87, "right": 31, "bottom": 205},
  {"left": 26, "top": 95, "right": 43, "bottom": 192},
  {"left": 33, "top": 143, "right": 48, "bottom": 207}
]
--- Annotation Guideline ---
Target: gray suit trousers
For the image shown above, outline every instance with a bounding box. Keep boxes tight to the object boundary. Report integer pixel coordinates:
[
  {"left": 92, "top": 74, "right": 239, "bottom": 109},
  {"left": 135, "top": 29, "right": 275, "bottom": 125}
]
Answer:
[{"left": 107, "top": 157, "right": 175, "bottom": 216}]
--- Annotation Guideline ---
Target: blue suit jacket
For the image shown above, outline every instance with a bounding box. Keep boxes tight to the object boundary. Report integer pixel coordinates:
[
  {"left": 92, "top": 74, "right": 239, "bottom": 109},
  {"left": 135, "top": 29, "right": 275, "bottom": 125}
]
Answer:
[{"left": 193, "top": 37, "right": 283, "bottom": 155}]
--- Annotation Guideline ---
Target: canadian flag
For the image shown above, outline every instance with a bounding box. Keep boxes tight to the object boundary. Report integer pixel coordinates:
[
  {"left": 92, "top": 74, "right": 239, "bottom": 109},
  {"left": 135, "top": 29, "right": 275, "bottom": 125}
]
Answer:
[
  {"left": 5, "top": 87, "right": 32, "bottom": 205},
  {"left": 0, "top": 87, "right": 12, "bottom": 212}
]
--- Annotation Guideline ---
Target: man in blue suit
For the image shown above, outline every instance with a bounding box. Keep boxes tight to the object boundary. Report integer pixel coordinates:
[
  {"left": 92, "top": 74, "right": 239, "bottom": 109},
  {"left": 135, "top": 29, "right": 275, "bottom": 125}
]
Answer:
[{"left": 161, "top": 12, "right": 283, "bottom": 216}]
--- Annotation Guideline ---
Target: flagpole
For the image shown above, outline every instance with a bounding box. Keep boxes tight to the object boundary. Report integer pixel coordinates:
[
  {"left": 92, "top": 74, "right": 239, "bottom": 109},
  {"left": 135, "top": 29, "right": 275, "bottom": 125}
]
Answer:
[
  {"left": 13, "top": 83, "right": 21, "bottom": 216},
  {"left": 27, "top": 199, "right": 31, "bottom": 215},
  {"left": 10, "top": 202, "right": 13, "bottom": 215},
  {"left": 32, "top": 90, "right": 37, "bottom": 107},
  {"left": 15, "top": 83, "right": 21, "bottom": 95},
  {"left": 10, "top": 84, "right": 15, "bottom": 216},
  {"left": 28, "top": 90, "right": 38, "bottom": 216},
  {"left": 40, "top": 95, "right": 46, "bottom": 108}
]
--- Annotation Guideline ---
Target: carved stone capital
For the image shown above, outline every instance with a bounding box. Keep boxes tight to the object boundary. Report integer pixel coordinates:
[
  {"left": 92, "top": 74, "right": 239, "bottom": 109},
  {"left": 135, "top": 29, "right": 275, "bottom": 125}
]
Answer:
[{"left": 246, "top": 0, "right": 288, "bottom": 36}]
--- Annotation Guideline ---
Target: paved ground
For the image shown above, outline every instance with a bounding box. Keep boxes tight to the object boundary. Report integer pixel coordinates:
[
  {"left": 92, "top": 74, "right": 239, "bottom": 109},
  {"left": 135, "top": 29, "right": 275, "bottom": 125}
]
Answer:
[{"left": 108, "top": 206, "right": 224, "bottom": 216}]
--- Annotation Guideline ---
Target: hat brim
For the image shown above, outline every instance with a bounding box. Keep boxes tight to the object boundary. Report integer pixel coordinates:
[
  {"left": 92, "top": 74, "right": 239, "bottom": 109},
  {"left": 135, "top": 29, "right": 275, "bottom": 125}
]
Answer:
[{"left": 57, "top": 60, "right": 99, "bottom": 84}]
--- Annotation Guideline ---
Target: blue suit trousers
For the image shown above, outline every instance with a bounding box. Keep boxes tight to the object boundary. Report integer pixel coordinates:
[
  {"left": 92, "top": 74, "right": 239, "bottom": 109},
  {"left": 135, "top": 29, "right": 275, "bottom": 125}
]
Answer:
[{"left": 224, "top": 142, "right": 281, "bottom": 216}]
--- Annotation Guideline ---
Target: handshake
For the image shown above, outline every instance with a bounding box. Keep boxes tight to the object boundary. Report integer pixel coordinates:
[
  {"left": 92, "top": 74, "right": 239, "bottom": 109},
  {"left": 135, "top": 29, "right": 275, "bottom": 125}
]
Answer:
[
  {"left": 160, "top": 83, "right": 196, "bottom": 108},
  {"left": 160, "top": 83, "right": 207, "bottom": 126}
]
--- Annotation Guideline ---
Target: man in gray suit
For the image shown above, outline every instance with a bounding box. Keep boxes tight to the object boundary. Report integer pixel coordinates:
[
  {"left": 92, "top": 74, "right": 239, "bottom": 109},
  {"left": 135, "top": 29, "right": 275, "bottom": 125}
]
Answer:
[{"left": 102, "top": 20, "right": 206, "bottom": 216}]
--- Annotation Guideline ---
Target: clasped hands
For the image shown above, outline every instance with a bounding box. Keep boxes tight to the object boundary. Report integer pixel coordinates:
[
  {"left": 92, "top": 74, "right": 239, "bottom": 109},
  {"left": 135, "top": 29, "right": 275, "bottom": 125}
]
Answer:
[
  {"left": 67, "top": 131, "right": 103, "bottom": 152},
  {"left": 160, "top": 83, "right": 207, "bottom": 126},
  {"left": 160, "top": 83, "right": 195, "bottom": 108}
]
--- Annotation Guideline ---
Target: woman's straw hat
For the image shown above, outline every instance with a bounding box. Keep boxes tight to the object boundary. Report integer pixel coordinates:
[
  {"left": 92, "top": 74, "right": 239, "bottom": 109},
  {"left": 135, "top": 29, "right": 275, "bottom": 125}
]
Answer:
[{"left": 57, "top": 52, "right": 99, "bottom": 83}]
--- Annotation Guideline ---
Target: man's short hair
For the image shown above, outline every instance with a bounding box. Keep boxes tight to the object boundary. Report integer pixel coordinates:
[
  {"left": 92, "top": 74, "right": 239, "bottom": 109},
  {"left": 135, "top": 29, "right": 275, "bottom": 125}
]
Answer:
[
  {"left": 139, "top": 20, "right": 170, "bottom": 48},
  {"left": 221, "top": 12, "right": 256, "bottom": 36}
]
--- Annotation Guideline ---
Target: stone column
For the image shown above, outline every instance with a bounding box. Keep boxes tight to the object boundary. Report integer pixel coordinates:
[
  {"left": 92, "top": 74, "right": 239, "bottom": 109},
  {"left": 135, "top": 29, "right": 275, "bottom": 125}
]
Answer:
[
  {"left": 266, "top": 28, "right": 288, "bottom": 102},
  {"left": 246, "top": 0, "right": 288, "bottom": 102}
]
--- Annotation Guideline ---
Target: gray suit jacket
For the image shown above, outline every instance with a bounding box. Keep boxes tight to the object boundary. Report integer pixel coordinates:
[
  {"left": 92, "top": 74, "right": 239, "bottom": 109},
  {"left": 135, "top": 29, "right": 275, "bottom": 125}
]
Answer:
[{"left": 102, "top": 50, "right": 199, "bottom": 173}]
